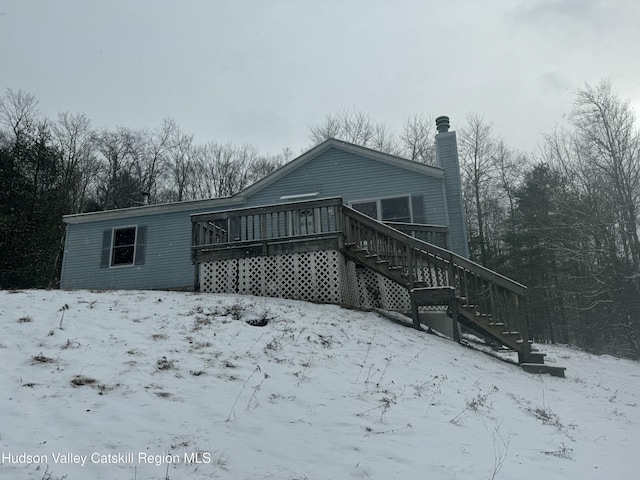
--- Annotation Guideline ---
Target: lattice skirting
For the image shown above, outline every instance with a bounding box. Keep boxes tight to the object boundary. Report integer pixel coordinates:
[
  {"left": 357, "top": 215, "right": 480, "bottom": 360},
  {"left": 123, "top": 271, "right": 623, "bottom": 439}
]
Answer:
[
  {"left": 200, "top": 250, "right": 343, "bottom": 304},
  {"left": 199, "top": 250, "right": 440, "bottom": 313}
]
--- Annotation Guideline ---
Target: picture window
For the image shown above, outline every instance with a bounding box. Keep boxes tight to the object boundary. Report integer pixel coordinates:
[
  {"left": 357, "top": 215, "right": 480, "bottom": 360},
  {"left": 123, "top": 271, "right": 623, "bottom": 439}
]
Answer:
[{"left": 351, "top": 196, "right": 414, "bottom": 223}]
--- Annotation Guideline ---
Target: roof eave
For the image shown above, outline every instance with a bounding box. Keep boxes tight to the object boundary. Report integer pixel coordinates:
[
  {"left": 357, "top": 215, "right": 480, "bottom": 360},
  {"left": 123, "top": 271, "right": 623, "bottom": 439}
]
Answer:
[{"left": 63, "top": 196, "right": 247, "bottom": 224}]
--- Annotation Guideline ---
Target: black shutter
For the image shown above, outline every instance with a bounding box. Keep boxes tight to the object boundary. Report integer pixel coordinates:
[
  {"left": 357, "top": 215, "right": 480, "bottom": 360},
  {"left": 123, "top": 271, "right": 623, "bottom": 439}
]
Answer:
[
  {"left": 100, "top": 230, "right": 112, "bottom": 268},
  {"left": 134, "top": 225, "right": 147, "bottom": 265},
  {"left": 411, "top": 195, "right": 425, "bottom": 224}
]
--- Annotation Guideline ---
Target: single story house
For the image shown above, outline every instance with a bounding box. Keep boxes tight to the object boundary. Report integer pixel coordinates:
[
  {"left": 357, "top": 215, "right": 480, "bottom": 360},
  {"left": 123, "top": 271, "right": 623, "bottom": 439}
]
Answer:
[
  {"left": 60, "top": 117, "right": 557, "bottom": 372},
  {"left": 61, "top": 117, "right": 468, "bottom": 292}
]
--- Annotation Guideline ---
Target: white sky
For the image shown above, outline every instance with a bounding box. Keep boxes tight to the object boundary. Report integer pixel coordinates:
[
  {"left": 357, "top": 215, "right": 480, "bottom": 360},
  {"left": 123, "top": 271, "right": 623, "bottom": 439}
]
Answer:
[{"left": 1, "top": 0, "right": 639, "bottom": 155}]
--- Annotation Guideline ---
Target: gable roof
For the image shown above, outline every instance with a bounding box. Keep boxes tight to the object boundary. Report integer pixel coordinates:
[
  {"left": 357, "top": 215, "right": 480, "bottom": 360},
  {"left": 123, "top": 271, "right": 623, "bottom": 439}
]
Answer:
[
  {"left": 239, "top": 138, "right": 443, "bottom": 199},
  {"left": 63, "top": 138, "right": 443, "bottom": 224}
]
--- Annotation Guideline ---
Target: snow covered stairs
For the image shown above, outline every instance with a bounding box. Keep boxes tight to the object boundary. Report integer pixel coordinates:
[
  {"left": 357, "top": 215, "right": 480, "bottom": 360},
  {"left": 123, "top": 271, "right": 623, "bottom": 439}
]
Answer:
[
  {"left": 412, "top": 288, "right": 564, "bottom": 377},
  {"left": 341, "top": 205, "right": 565, "bottom": 377}
]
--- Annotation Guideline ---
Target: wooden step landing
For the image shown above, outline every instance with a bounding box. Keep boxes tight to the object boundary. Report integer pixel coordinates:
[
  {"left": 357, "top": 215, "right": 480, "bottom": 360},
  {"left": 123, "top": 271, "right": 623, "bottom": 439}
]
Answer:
[
  {"left": 520, "top": 363, "right": 566, "bottom": 378},
  {"left": 529, "top": 352, "right": 546, "bottom": 364},
  {"left": 410, "top": 286, "right": 457, "bottom": 306}
]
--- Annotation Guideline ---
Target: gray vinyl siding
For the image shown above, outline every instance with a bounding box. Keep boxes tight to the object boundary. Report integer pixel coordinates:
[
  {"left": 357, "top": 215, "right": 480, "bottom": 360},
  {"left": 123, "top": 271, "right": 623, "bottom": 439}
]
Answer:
[
  {"left": 246, "top": 147, "right": 448, "bottom": 225},
  {"left": 61, "top": 144, "right": 464, "bottom": 290},
  {"left": 62, "top": 212, "right": 184, "bottom": 290},
  {"left": 436, "top": 131, "right": 470, "bottom": 257},
  {"left": 62, "top": 207, "right": 224, "bottom": 290}
]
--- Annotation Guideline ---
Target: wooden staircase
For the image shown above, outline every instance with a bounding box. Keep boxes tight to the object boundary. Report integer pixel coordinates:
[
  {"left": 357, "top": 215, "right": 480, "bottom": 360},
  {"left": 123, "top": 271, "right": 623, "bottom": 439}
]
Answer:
[{"left": 341, "top": 205, "right": 565, "bottom": 377}]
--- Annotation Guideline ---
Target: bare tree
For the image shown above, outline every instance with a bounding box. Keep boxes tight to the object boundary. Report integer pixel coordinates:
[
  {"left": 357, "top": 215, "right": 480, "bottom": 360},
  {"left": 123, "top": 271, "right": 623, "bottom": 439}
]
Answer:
[
  {"left": 308, "top": 108, "right": 398, "bottom": 154},
  {"left": 51, "top": 112, "right": 99, "bottom": 213},
  {"left": 193, "top": 142, "right": 260, "bottom": 198},
  {"left": 370, "top": 122, "right": 400, "bottom": 155},
  {"left": 570, "top": 80, "right": 640, "bottom": 266},
  {"left": 493, "top": 139, "right": 525, "bottom": 236},
  {"left": 248, "top": 147, "right": 292, "bottom": 185},
  {"left": 399, "top": 113, "right": 436, "bottom": 164},
  {"left": 94, "top": 127, "right": 143, "bottom": 209},
  {"left": 120, "top": 119, "right": 179, "bottom": 205},
  {"left": 161, "top": 129, "right": 196, "bottom": 202},
  {"left": 0, "top": 88, "right": 40, "bottom": 141},
  {"left": 459, "top": 113, "right": 497, "bottom": 265},
  {"left": 309, "top": 109, "right": 447, "bottom": 163}
]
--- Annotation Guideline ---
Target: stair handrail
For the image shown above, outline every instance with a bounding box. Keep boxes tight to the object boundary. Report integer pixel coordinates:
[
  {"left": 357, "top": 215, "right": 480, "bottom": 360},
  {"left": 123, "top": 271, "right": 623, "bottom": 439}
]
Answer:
[{"left": 341, "top": 205, "right": 526, "bottom": 296}]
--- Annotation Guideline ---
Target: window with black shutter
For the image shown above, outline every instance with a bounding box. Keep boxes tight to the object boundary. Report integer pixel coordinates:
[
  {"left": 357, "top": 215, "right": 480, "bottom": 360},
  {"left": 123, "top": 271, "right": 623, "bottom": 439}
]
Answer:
[{"left": 100, "top": 225, "right": 147, "bottom": 268}]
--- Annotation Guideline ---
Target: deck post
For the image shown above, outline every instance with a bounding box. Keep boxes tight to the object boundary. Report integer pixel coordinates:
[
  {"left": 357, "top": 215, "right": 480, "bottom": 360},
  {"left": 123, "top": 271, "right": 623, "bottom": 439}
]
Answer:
[
  {"left": 407, "top": 247, "right": 421, "bottom": 329},
  {"left": 450, "top": 301, "right": 461, "bottom": 343},
  {"left": 518, "top": 295, "right": 532, "bottom": 363},
  {"left": 411, "top": 299, "right": 421, "bottom": 330},
  {"left": 444, "top": 252, "right": 462, "bottom": 342}
]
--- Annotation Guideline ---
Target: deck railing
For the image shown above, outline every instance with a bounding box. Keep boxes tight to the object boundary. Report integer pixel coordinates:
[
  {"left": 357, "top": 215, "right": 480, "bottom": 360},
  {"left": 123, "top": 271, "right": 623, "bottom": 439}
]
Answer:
[
  {"left": 384, "top": 222, "right": 450, "bottom": 249},
  {"left": 191, "top": 197, "right": 345, "bottom": 261},
  {"left": 191, "top": 197, "right": 451, "bottom": 251}
]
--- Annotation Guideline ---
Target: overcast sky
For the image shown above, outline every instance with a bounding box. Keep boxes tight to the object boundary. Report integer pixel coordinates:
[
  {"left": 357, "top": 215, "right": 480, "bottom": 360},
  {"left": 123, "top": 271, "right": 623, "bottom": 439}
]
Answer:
[{"left": 1, "top": 0, "right": 639, "bottom": 156}]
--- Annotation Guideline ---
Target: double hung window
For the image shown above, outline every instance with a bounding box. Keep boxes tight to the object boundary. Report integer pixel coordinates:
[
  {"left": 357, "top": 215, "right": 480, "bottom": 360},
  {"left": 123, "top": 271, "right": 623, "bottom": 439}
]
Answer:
[
  {"left": 111, "top": 227, "right": 137, "bottom": 266},
  {"left": 100, "top": 225, "right": 147, "bottom": 268}
]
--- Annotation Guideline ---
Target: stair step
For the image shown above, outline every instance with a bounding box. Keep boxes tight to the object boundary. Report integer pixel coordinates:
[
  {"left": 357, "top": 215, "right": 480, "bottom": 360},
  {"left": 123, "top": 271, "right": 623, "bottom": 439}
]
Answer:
[
  {"left": 529, "top": 352, "right": 546, "bottom": 364},
  {"left": 413, "top": 281, "right": 436, "bottom": 288},
  {"left": 520, "top": 363, "right": 566, "bottom": 378},
  {"left": 489, "top": 322, "right": 505, "bottom": 327},
  {"left": 410, "top": 286, "right": 457, "bottom": 306},
  {"left": 501, "top": 331, "right": 521, "bottom": 336},
  {"left": 388, "top": 266, "right": 403, "bottom": 271}
]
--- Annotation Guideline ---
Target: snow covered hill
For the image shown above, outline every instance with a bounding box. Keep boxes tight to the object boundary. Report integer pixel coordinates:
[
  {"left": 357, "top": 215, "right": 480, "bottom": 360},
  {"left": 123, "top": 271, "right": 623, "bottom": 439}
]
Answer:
[{"left": 1, "top": 289, "right": 638, "bottom": 480}]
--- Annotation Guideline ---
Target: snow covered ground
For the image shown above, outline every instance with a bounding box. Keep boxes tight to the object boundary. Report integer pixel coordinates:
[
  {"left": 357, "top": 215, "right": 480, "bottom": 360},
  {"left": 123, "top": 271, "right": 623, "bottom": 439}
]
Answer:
[{"left": 0, "top": 289, "right": 638, "bottom": 480}]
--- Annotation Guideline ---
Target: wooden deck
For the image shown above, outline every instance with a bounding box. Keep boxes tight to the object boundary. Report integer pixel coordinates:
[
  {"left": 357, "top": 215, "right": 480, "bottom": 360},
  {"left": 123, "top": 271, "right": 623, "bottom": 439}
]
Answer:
[{"left": 191, "top": 197, "right": 563, "bottom": 375}]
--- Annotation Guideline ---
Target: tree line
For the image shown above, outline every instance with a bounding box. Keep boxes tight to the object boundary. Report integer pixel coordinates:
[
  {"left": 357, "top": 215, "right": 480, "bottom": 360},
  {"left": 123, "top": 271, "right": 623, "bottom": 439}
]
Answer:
[
  {"left": 1, "top": 81, "right": 638, "bottom": 358},
  {"left": 0, "top": 89, "right": 291, "bottom": 289},
  {"left": 456, "top": 81, "right": 640, "bottom": 359}
]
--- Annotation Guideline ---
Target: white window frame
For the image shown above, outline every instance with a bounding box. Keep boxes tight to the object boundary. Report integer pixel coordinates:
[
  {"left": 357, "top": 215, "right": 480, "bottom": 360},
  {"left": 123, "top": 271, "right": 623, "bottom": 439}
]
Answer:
[
  {"left": 109, "top": 225, "right": 138, "bottom": 268},
  {"left": 349, "top": 195, "right": 414, "bottom": 223}
]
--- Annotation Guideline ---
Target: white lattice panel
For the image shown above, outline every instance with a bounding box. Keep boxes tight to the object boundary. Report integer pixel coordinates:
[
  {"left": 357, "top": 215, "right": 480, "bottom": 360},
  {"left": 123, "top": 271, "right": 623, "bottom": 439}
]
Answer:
[
  {"left": 379, "top": 277, "right": 412, "bottom": 311},
  {"left": 340, "top": 258, "right": 359, "bottom": 307},
  {"left": 200, "top": 251, "right": 424, "bottom": 313},
  {"left": 354, "top": 265, "right": 379, "bottom": 309},
  {"left": 415, "top": 265, "right": 448, "bottom": 287},
  {"left": 200, "top": 251, "right": 344, "bottom": 304},
  {"left": 350, "top": 265, "right": 411, "bottom": 312},
  {"left": 239, "top": 256, "right": 264, "bottom": 296},
  {"left": 200, "top": 260, "right": 238, "bottom": 293}
]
